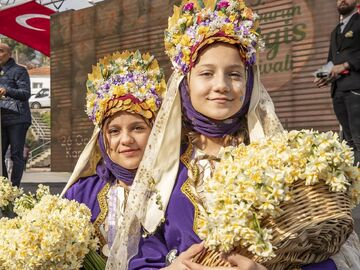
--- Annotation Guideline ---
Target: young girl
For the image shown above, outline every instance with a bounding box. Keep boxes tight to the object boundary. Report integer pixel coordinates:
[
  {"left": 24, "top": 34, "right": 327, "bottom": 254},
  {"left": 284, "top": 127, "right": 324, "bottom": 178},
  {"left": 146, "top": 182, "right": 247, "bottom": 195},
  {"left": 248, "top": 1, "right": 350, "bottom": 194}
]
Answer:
[
  {"left": 61, "top": 50, "right": 166, "bottom": 258},
  {"left": 107, "top": 1, "right": 360, "bottom": 270}
]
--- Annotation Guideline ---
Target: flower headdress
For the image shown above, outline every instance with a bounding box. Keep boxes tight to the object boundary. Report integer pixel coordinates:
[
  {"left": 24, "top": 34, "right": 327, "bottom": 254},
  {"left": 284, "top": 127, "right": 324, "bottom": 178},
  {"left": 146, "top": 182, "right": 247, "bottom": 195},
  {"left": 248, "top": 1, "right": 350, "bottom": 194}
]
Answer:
[
  {"left": 164, "top": 0, "right": 263, "bottom": 74},
  {"left": 86, "top": 51, "right": 166, "bottom": 126}
]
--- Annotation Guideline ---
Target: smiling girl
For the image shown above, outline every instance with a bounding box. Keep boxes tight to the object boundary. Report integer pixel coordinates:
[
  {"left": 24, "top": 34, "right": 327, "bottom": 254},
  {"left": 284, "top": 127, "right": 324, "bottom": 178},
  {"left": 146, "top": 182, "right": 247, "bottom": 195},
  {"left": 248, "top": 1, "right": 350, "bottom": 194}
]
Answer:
[
  {"left": 61, "top": 50, "right": 166, "bottom": 258},
  {"left": 107, "top": 1, "right": 360, "bottom": 270}
]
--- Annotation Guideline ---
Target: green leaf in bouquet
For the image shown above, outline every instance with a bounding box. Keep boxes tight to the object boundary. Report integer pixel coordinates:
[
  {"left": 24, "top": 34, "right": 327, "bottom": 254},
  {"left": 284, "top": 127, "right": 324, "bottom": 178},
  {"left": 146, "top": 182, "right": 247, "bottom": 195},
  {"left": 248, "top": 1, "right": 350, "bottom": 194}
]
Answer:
[{"left": 83, "top": 250, "right": 106, "bottom": 270}]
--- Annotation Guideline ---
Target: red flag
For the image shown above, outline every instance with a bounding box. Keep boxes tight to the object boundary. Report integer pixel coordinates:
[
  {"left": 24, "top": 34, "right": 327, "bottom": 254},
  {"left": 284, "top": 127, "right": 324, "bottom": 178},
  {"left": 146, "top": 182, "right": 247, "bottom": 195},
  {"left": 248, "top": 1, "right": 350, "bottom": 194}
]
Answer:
[{"left": 0, "top": 1, "right": 55, "bottom": 56}]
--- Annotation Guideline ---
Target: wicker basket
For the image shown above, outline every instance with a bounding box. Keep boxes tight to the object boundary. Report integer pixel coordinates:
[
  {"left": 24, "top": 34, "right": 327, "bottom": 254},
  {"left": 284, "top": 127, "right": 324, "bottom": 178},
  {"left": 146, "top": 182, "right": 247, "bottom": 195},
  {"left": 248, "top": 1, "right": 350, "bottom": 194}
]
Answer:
[{"left": 194, "top": 180, "right": 354, "bottom": 270}]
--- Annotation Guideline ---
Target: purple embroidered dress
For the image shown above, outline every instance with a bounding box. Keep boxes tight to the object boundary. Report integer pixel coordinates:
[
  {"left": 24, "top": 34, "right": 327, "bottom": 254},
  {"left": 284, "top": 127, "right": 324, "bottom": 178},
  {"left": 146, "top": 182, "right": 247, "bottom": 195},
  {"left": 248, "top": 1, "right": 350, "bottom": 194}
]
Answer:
[{"left": 64, "top": 133, "right": 136, "bottom": 256}]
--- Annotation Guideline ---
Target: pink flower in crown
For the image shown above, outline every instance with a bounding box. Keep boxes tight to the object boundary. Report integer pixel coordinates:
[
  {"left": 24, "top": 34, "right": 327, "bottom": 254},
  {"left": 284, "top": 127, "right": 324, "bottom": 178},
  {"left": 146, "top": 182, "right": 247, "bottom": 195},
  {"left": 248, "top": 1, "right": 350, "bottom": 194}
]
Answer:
[
  {"left": 216, "top": 0, "right": 230, "bottom": 10},
  {"left": 183, "top": 2, "right": 194, "bottom": 12}
]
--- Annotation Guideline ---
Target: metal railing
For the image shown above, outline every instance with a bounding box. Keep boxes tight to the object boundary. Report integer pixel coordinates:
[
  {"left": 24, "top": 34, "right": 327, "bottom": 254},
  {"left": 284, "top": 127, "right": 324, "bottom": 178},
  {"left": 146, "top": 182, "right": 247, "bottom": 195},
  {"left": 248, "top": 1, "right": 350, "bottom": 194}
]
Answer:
[
  {"left": 31, "top": 115, "right": 47, "bottom": 140},
  {"left": 28, "top": 141, "right": 50, "bottom": 164}
]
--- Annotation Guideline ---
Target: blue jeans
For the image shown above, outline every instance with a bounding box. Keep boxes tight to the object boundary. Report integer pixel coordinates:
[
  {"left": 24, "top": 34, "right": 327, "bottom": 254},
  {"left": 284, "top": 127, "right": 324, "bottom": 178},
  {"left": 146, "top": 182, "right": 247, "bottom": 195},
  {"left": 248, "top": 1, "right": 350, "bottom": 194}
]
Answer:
[
  {"left": 1, "top": 123, "right": 30, "bottom": 187},
  {"left": 333, "top": 89, "right": 360, "bottom": 166}
]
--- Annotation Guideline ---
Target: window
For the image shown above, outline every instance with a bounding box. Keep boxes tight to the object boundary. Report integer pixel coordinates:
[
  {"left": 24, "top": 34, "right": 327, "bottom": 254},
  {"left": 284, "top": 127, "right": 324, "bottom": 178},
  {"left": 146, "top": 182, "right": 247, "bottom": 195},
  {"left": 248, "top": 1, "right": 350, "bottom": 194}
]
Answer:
[
  {"left": 37, "top": 88, "right": 49, "bottom": 98},
  {"left": 32, "top": 82, "right": 43, "bottom": 89}
]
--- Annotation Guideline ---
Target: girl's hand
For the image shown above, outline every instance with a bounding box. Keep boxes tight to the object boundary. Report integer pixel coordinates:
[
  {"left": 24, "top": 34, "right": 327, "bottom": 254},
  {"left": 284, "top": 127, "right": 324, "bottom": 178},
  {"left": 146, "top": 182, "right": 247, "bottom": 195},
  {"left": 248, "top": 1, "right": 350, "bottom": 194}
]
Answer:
[
  {"left": 182, "top": 253, "right": 267, "bottom": 270},
  {"left": 162, "top": 242, "right": 205, "bottom": 270}
]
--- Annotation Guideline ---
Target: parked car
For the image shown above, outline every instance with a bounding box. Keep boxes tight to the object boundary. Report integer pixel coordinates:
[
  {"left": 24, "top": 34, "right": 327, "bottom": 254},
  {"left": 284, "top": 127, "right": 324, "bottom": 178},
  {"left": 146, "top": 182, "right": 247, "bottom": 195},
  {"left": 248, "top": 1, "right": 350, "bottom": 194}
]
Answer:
[{"left": 29, "top": 88, "right": 50, "bottom": 109}]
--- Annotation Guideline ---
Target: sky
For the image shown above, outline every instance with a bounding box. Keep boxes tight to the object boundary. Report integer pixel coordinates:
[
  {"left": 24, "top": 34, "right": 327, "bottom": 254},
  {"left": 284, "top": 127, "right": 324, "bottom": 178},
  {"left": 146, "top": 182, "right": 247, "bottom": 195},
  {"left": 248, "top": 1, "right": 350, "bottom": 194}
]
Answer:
[
  {"left": 49, "top": 0, "right": 93, "bottom": 11},
  {"left": 48, "top": 0, "right": 104, "bottom": 12},
  {"left": 1, "top": 0, "right": 103, "bottom": 12}
]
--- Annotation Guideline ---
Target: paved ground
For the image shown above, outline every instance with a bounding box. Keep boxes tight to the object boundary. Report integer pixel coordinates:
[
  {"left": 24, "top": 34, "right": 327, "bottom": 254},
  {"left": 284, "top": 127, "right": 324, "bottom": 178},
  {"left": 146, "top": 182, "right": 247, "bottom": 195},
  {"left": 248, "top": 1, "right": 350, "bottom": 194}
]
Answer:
[
  {"left": 21, "top": 169, "right": 69, "bottom": 194},
  {"left": 20, "top": 169, "right": 360, "bottom": 236}
]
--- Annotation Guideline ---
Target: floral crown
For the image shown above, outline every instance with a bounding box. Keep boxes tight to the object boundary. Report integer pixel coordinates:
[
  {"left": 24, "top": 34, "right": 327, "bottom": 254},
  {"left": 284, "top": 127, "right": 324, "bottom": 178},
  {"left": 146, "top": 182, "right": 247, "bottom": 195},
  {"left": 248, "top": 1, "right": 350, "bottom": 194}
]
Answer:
[
  {"left": 86, "top": 51, "right": 166, "bottom": 126},
  {"left": 164, "top": 0, "right": 262, "bottom": 74}
]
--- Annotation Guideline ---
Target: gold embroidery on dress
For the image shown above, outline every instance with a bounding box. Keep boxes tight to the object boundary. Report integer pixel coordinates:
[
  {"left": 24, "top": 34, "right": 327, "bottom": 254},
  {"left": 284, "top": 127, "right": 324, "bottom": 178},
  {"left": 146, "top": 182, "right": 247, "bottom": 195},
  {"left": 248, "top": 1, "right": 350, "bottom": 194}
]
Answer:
[
  {"left": 180, "top": 143, "right": 202, "bottom": 232},
  {"left": 181, "top": 179, "right": 201, "bottom": 232},
  {"left": 180, "top": 144, "right": 219, "bottom": 233},
  {"left": 94, "top": 182, "right": 110, "bottom": 248}
]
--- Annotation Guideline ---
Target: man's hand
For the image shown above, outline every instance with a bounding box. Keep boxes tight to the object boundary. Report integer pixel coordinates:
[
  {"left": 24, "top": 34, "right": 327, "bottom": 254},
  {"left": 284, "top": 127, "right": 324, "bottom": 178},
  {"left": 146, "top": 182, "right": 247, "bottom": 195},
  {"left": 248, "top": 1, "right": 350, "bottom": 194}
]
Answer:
[
  {"left": 0, "top": 87, "right": 6, "bottom": 97},
  {"left": 314, "top": 77, "right": 329, "bottom": 88},
  {"left": 330, "top": 63, "right": 348, "bottom": 78}
]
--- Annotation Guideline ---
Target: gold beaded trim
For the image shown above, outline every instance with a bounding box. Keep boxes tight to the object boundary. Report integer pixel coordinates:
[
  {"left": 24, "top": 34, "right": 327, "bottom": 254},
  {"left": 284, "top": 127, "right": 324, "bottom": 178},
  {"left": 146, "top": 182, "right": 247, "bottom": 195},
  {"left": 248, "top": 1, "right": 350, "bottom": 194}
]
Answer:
[
  {"left": 180, "top": 143, "right": 201, "bottom": 232},
  {"left": 94, "top": 182, "right": 110, "bottom": 248}
]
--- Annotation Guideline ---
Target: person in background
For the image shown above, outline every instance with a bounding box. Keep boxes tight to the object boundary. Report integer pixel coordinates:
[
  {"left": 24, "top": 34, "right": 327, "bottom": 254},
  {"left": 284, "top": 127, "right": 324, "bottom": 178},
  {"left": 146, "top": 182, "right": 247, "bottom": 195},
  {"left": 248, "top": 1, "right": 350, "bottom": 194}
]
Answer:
[
  {"left": 0, "top": 43, "right": 31, "bottom": 187},
  {"left": 315, "top": 0, "right": 360, "bottom": 166}
]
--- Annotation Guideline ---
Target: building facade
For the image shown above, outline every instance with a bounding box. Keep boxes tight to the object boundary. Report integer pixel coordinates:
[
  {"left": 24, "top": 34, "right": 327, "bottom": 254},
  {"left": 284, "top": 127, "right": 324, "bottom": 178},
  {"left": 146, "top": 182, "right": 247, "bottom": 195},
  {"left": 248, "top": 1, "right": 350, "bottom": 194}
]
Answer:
[{"left": 50, "top": 0, "right": 339, "bottom": 171}]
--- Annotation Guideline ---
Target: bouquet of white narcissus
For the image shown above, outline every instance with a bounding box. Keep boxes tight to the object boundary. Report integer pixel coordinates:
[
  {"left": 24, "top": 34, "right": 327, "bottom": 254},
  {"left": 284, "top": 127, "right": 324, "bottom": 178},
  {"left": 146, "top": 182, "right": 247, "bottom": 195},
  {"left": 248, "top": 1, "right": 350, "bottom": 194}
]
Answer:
[
  {"left": 0, "top": 185, "right": 102, "bottom": 270},
  {"left": 196, "top": 130, "right": 360, "bottom": 259},
  {"left": 0, "top": 176, "right": 23, "bottom": 211}
]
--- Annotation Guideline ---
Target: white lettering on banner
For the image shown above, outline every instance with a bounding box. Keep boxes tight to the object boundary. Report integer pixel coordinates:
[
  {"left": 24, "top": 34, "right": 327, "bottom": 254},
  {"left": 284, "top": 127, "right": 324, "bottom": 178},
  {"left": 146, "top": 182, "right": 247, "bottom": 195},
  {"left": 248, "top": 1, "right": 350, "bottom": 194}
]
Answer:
[{"left": 60, "top": 135, "right": 90, "bottom": 159}]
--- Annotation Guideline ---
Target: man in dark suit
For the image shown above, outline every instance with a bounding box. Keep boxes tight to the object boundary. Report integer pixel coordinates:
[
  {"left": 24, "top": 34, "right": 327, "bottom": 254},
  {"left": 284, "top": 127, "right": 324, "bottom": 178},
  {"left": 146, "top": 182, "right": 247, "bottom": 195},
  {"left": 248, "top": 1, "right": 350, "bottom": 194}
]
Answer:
[{"left": 315, "top": 0, "right": 360, "bottom": 166}]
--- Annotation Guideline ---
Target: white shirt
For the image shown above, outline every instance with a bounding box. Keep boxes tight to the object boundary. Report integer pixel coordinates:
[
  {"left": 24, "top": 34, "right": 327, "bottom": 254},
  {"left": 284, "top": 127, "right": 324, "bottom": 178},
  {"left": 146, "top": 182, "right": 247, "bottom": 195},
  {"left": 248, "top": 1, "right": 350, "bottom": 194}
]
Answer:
[{"left": 340, "top": 11, "right": 358, "bottom": 33}]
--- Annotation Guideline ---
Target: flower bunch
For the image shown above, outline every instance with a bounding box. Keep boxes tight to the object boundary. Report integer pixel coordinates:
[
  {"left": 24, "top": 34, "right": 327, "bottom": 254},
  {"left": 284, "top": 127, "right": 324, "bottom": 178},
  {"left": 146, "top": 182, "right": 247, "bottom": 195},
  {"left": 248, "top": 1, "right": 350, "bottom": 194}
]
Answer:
[
  {"left": 12, "top": 184, "right": 50, "bottom": 216},
  {"left": 86, "top": 50, "right": 166, "bottom": 126},
  {"left": 197, "top": 130, "right": 360, "bottom": 258},
  {"left": 0, "top": 176, "right": 23, "bottom": 211},
  {"left": 0, "top": 186, "right": 99, "bottom": 270},
  {"left": 165, "top": 0, "right": 263, "bottom": 73}
]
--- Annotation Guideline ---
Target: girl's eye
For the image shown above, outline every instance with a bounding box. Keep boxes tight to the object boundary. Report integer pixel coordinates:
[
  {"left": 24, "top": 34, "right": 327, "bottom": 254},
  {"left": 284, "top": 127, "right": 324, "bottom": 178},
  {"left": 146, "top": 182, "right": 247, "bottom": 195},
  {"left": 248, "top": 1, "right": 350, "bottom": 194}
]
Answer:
[
  {"left": 200, "top": 71, "right": 213, "bottom": 77},
  {"left": 229, "top": 72, "right": 242, "bottom": 78},
  {"left": 108, "top": 128, "right": 119, "bottom": 135},
  {"left": 134, "top": 126, "right": 146, "bottom": 131}
]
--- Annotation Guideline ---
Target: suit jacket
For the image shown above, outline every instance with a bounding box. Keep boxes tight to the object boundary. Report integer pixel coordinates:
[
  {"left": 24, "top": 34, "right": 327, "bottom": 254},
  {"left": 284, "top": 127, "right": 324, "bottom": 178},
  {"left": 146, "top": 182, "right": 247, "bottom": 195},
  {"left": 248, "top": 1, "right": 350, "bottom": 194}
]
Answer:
[
  {"left": 328, "top": 12, "right": 360, "bottom": 96},
  {"left": 0, "top": 58, "right": 31, "bottom": 126}
]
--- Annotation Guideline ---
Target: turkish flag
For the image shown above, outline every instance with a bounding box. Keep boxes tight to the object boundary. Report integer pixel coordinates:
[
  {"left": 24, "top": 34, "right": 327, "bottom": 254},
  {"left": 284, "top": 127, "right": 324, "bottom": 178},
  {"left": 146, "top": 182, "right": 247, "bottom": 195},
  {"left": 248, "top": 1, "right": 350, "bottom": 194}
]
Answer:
[{"left": 0, "top": 1, "right": 55, "bottom": 56}]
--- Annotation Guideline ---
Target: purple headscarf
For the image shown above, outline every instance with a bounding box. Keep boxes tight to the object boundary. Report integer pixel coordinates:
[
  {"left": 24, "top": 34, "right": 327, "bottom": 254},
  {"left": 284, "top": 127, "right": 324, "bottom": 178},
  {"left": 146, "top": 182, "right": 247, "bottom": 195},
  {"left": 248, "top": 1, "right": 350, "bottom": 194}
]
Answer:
[
  {"left": 180, "top": 66, "right": 254, "bottom": 138},
  {"left": 98, "top": 131, "right": 136, "bottom": 186}
]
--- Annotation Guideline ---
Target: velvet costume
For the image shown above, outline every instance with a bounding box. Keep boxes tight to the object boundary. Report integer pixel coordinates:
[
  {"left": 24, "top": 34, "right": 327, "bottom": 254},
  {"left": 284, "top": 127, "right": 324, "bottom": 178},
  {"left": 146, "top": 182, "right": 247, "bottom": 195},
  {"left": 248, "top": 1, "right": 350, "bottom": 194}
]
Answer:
[
  {"left": 64, "top": 161, "right": 110, "bottom": 223},
  {"left": 64, "top": 133, "right": 134, "bottom": 248}
]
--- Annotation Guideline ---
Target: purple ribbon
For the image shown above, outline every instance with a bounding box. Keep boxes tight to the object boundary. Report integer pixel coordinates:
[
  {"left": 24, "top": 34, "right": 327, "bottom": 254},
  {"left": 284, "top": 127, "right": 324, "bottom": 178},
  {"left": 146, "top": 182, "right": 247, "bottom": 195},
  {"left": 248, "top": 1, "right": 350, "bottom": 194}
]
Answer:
[
  {"left": 180, "top": 67, "right": 253, "bottom": 138},
  {"left": 98, "top": 131, "right": 136, "bottom": 186}
]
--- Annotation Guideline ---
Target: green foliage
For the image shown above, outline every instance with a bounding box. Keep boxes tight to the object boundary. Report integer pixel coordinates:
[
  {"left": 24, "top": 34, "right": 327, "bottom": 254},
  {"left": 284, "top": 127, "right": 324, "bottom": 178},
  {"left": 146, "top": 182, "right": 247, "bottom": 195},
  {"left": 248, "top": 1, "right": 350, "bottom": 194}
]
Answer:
[
  {"left": 83, "top": 250, "right": 106, "bottom": 270},
  {"left": 0, "top": 36, "right": 49, "bottom": 67},
  {"left": 40, "top": 111, "right": 51, "bottom": 127},
  {"left": 1, "top": 36, "right": 35, "bottom": 60}
]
